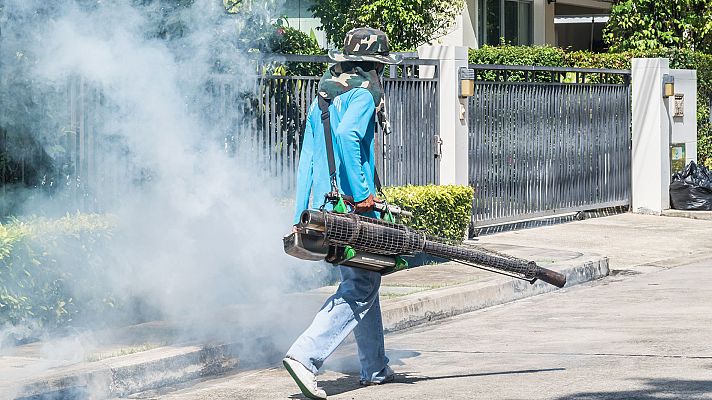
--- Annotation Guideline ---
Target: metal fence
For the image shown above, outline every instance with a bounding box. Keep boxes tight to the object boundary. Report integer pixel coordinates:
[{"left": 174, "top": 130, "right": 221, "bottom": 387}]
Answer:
[
  {"left": 379, "top": 59, "right": 440, "bottom": 186},
  {"left": 231, "top": 54, "right": 440, "bottom": 190},
  {"left": 1, "top": 54, "right": 439, "bottom": 214},
  {"left": 0, "top": 76, "right": 112, "bottom": 213},
  {"left": 468, "top": 64, "right": 632, "bottom": 227}
]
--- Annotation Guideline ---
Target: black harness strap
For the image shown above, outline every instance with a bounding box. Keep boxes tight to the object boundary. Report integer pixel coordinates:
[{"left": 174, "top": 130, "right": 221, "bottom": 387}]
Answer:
[
  {"left": 318, "top": 96, "right": 339, "bottom": 194},
  {"left": 317, "top": 95, "right": 384, "bottom": 196},
  {"left": 373, "top": 165, "right": 383, "bottom": 193}
]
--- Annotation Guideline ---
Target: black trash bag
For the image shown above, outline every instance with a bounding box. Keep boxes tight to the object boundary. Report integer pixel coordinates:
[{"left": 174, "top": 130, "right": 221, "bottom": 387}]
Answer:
[{"left": 670, "top": 161, "right": 712, "bottom": 211}]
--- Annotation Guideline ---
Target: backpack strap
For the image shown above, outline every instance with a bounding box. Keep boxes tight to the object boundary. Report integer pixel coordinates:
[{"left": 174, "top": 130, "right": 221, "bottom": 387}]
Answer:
[
  {"left": 317, "top": 96, "right": 384, "bottom": 196},
  {"left": 317, "top": 96, "right": 339, "bottom": 194}
]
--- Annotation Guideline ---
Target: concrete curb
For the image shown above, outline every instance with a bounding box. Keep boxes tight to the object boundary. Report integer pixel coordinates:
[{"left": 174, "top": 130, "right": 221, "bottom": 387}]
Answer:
[
  {"left": 381, "top": 256, "right": 609, "bottom": 332},
  {"left": 12, "top": 343, "right": 240, "bottom": 399},
  {"left": 662, "top": 209, "right": 712, "bottom": 221},
  {"left": 10, "top": 256, "right": 609, "bottom": 399}
]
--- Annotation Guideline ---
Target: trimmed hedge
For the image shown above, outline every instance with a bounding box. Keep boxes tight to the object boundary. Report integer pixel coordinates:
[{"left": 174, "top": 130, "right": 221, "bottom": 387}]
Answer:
[
  {"left": 0, "top": 214, "right": 117, "bottom": 333},
  {"left": 382, "top": 185, "right": 474, "bottom": 242},
  {"left": 468, "top": 46, "right": 712, "bottom": 169},
  {"left": 469, "top": 44, "right": 566, "bottom": 67}
]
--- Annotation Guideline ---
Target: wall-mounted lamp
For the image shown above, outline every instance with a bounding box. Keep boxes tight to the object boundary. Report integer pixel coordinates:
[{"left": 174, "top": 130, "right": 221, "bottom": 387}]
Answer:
[
  {"left": 459, "top": 67, "right": 475, "bottom": 98},
  {"left": 662, "top": 74, "right": 675, "bottom": 98}
]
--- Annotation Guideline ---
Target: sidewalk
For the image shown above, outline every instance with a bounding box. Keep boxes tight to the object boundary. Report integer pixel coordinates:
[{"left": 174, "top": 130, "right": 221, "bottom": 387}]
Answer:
[
  {"left": 476, "top": 212, "right": 712, "bottom": 273},
  {"left": 4, "top": 212, "right": 711, "bottom": 399}
]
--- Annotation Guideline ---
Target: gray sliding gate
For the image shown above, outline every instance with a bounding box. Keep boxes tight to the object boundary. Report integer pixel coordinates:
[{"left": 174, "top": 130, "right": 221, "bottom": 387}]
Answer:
[
  {"left": 468, "top": 65, "right": 632, "bottom": 227},
  {"left": 379, "top": 59, "right": 440, "bottom": 186},
  {"left": 250, "top": 55, "right": 440, "bottom": 189},
  {"left": 3, "top": 55, "right": 439, "bottom": 213}
]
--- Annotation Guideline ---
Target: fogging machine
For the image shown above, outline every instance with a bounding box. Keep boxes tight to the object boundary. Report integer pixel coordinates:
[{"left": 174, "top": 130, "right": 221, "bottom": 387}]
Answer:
[
  {"left": 283, "top": 96, "right": 566, "bottom": 288},
  {"left": 284, "top": 207, "right": 566, "bottom": 288}
]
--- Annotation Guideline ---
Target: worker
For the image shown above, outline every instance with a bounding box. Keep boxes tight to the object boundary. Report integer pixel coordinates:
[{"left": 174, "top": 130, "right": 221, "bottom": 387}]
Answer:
[{"left": 282, "top": 27, "right": 402, "bottom": 400}]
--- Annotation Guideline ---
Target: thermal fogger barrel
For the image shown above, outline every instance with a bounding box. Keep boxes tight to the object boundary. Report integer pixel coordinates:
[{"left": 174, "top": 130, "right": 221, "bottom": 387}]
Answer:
[{"left": 285, "top": 209, "right": 566, "bottom": 288}]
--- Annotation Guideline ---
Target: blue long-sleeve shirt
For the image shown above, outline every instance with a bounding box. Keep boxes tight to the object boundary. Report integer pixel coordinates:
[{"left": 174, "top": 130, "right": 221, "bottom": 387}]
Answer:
[{"left": 293, "top": 88, "right": 377, "bottom": 225}]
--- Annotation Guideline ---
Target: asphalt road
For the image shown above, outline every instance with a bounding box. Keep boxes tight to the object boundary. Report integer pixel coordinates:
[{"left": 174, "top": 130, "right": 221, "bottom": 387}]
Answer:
[{"left": 148, "top": 259, "right": 712, "bottom": 400}]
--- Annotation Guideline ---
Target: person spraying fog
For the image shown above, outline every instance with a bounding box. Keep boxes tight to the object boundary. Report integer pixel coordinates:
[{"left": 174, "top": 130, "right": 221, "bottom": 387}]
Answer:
[{"left": 282, "top": 28, "right": 402, "bottom": 400}]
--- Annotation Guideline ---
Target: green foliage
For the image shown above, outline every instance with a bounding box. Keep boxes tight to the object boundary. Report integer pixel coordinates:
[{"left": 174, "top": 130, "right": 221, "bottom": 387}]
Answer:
[
  {"left": 469, "top": 45, "right": 566, "bottom": 67},
  {"left": 268, "top": 26, "right": 322, "bottom": 56},
  {"left": 468, "top": 45, "right": 567, "bottom": 81},
  {"left": 382, "top": 185, "right": 474, "bottom": 242},
  {"left": 603, "top": 0, "right": 712, "bottom": 53},
  {"left": 307, "top": 0, "right": 352, "bottom": 48},
  {"left": 700, "top": 122, "right": 712, "bottom": 169},
  {"left": 223, "top": 0, "right": 281, "bottom": 14},
  {"left": 0, "top": 214, "right": 116, "bottom": 332},
  {"left": 267, "top": 25, "right": 326, "bottom": 76},
  {"left": 225, "top": 0, "right": 328, "bottom": 75},
  {"left": 695, "top": 52, "right": 712, "bottom": 169},
  {"left": 564, "top": 50, "right": 635, "bottom": 70},
  {"left": 309, "top": 0, "right": 465, "bottom": 50}
]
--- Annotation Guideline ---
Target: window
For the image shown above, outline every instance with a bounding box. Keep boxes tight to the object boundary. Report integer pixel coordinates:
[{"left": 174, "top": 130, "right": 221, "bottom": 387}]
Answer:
[{"left": 478, "top": 0, "right": 533, "bottom": 46}]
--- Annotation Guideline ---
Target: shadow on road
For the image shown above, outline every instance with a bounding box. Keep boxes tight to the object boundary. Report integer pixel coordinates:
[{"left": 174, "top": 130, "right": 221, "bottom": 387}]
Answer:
[
  {"left": 298, "top": 367, "right": 566, "bottom": 398},
  {"left": 551, "top": 378, "right": 712, "bottom": 399}
]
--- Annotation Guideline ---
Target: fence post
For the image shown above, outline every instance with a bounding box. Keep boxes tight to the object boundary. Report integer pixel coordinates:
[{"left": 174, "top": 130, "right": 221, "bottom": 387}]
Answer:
[
  {"left": 418, "top": 45, "right": 469, "bottom": 186},
  {"left": 631, "top": 58, "right": 697, "bottom": 213}
]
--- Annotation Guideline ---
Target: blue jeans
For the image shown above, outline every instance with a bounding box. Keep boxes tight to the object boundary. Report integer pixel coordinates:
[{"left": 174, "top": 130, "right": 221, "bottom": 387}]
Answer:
[{"left": 286, "top": 265, "right": 391, "bottom": 382}]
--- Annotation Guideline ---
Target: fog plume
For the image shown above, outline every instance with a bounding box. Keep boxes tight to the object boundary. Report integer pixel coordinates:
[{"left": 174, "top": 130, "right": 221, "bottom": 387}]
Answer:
[{"left": 0, "top": 0, "right": 327, "bottom": 360}]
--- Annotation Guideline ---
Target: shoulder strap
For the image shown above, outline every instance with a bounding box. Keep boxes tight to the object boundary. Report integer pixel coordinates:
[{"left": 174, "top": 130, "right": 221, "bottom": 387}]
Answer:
[
  {"left": 317, "top": 96, "right": 384, "bottom": 195},
  {"left": 318, "top": 96, "right": 339, "bottom": 194},
  {"left": 373, "top": 165, "right": 383, "bottom": 193}
]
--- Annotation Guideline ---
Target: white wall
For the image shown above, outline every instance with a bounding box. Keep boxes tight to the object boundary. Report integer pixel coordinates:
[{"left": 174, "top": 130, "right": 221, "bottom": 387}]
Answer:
[
  {"left": 631, "top": 58, "right": 699, "bottom": 214},
  {"left": 668, "top": 69, "right": 698, "bottom": 165},
  {"left": 435, "top": 0, "right": 478, "bottom": 48}
]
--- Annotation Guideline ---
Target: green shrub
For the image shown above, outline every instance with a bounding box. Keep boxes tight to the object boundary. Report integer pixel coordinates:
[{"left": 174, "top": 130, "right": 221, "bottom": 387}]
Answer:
[
  {"left": 564, "top": 50, "right": 635, "bottom": 70},
  {"left": 382, "top": 185, "right": 473, "bottom": 242},
  {"left": 0, "top": 214, "right": 116, "bottom": 332},
  {"left": 267, "top": 26, "right": 327, "bottom": 76},
  {"left": 469, "top": 44, "right": 567, "bottom": 67},
  {"left": 688, "top": 52, "right": 712, "bottom": 168},
  {"left": 468, "top": 45, "right": 567, "bottom": 82}
]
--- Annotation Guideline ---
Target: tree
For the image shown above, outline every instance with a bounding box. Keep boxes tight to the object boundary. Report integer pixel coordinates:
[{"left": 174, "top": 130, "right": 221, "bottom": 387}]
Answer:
[
  {"left": 603, "top": 0, "right": 712, "bottom": 53},
  {"left": 309, "top": 0, "right": 465, "bottom": 50}
]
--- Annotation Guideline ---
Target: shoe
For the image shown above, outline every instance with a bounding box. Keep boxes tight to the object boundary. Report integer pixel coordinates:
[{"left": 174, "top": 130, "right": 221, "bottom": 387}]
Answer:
[
  {"left": 283, "top": 357, "right": 327, "bottom": 400},
  {"left": 359, "top": 365, "right": 395, "bottom": 386}
]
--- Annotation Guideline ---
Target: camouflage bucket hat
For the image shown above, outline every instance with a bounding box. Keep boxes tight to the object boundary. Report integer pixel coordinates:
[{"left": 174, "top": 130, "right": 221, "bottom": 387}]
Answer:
[{"left": 328, "top": 27, "right": 403, "bottom": 65}]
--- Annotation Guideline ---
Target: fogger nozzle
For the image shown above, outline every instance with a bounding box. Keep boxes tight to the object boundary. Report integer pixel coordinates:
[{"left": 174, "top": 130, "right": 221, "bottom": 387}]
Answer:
[{"left": 297, "top": 210, "right": 567, "bottom": 288}]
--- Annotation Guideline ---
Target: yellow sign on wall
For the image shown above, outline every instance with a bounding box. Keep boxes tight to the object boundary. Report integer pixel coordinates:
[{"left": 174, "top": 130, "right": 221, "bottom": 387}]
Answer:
[{"left": 671, "top": 144, "right": 686, "bottom": 174}]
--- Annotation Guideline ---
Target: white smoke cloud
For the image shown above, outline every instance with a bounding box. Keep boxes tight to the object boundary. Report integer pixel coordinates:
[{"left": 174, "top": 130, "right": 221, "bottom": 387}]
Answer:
[{"left": 0, "top": 0, "right": 330, "bottom": 389}]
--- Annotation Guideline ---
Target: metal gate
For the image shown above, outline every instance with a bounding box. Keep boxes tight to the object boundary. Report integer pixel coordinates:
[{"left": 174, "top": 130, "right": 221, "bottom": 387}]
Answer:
[
  {"left": 468, "top": 65, "right": 632, "bottom": 227},
  {"left": 242, "top": 55, "right": 440, "bottom": 190},
  {"left": 380, "top": 59, "right": 440, "bottom": 186}
]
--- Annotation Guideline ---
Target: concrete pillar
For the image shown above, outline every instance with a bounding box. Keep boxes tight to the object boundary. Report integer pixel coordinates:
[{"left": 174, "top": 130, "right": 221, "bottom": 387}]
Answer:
[
  {"left": 532, "top": 0, "right": 554, "bottom": 45},
  {"left": 631, "top": 59, "right": 698, "bottom": 213},
  {"left": 544, "top": 1, "right": 556, "bottom": 45},
  {"left": 418, "top": 46, "right": 470, "bottom": 186},
  {"left": 631, "top": 58, "right": 671, "bottom": 213}
]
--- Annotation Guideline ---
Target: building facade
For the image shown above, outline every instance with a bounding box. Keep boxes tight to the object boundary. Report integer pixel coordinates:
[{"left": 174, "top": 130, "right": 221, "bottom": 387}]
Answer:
[
  {"left": 442, "top": 0, "right": 614, "bottom": 51},
  {"left": 285, "top": 0, "right": 614, "bottom": 51}
]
